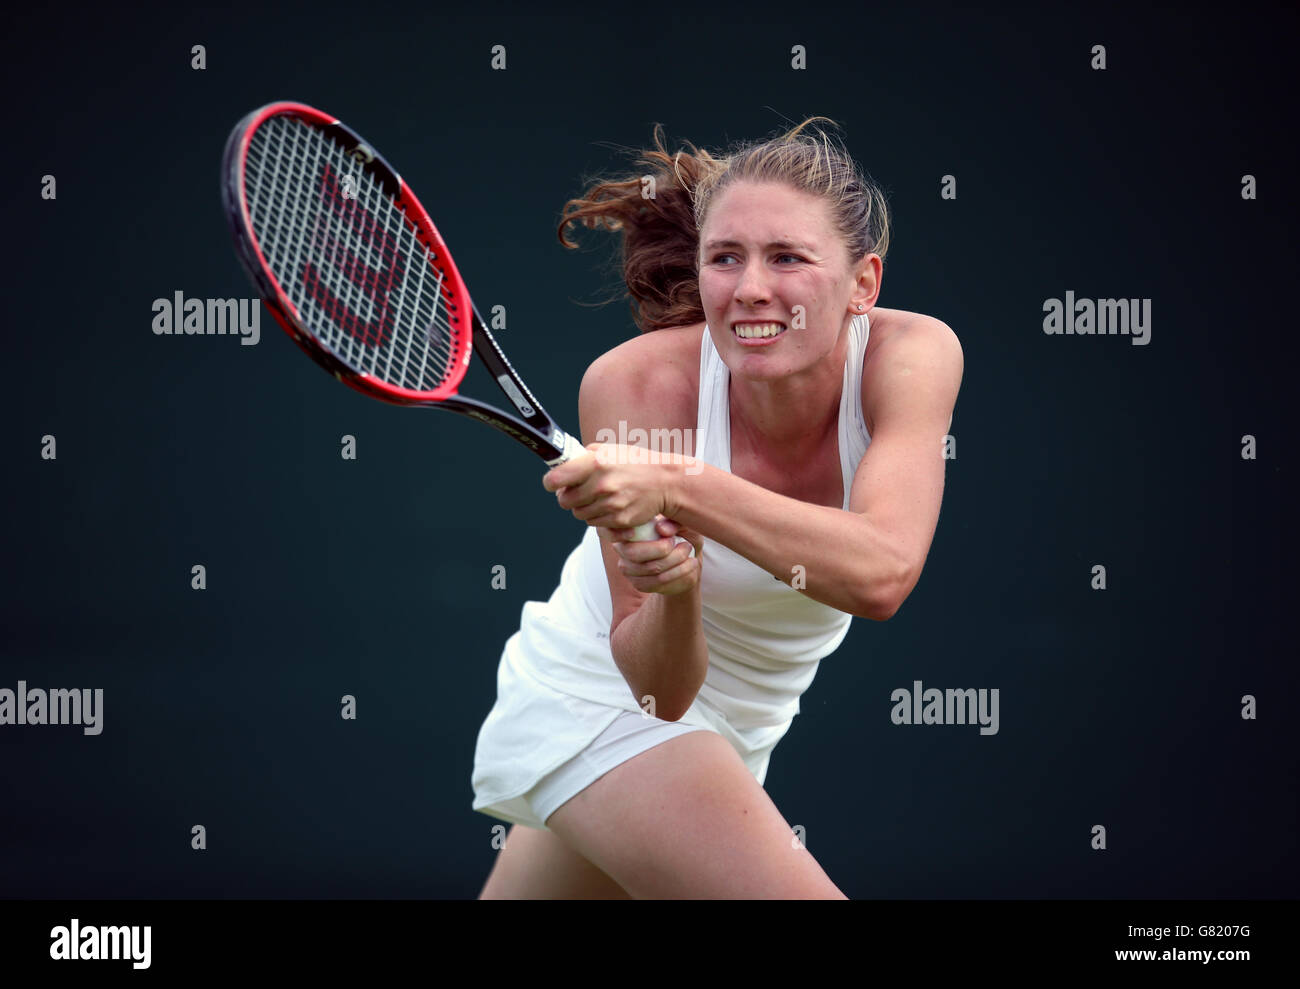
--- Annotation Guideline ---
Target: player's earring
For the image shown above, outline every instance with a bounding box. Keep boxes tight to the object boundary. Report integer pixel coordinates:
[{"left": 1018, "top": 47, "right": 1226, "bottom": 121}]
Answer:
[{"left": 857, "top": 304, "right": 864, "bottom": 310}]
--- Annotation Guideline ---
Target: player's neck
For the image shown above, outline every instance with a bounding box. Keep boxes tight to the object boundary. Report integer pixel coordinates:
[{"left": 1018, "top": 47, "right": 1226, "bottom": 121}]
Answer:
[{"left": 727, "top": 366, "right": 843, "bottom": 466}]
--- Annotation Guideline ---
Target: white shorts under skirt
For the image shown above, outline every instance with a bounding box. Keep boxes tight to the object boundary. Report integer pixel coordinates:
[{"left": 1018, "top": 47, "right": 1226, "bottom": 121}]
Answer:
[
  {"left": 471, "top": 650, "right": 787, "bottom": 833},
  {"left": 522, "top": 708, "right": 709, "bottom": 829}
]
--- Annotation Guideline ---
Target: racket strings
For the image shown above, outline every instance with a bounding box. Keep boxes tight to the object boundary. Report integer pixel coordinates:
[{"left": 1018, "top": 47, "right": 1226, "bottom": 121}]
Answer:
[{"left": 244, "top": 115, "right": 461, "bottom": 392}]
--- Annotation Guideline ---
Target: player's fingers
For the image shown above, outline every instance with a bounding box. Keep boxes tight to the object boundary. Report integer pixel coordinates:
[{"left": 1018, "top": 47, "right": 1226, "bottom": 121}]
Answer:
[
  {"left": 541, "top": 452, "right": 597, "bottom": 493},
  {"left": 541, "top": 469, "right": 570, "bottom": 493},
  {"left": 673, "top": 524, "right": 705, "bottom": 559},
  {"left": 613, "top": 535, "right": 679, "bottom": 564},
  {"left": 583, "top": 506, "right": 662, "bottom": 529},
  {"left": 616, "top": 521, "right": 702, "bottom": 566},
  {"left": 613, "top": 517, "right": 690, "bottom": 543},
  {"left": 613, "top": 517, "right": 677, "bottom": 540},
  {"left": 626, "top": 556, "right": 700, "bottom": 595},
  {"left": 617, "top": 540, "right": 694, "bottom": 577},
  {"left": 554, "top": 481, "right": 604, "bottom": 512}
]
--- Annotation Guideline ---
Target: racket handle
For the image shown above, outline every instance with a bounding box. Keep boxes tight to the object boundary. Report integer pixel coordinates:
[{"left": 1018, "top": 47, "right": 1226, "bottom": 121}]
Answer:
[
  {"left": 626, "top": 520, "right": 661, "bottom": 541},
  {"left": 547, "top": 432, "right": 660, "bottom": 542}
]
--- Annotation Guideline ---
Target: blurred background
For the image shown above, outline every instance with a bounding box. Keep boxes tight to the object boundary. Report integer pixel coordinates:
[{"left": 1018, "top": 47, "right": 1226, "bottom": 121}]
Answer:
[{"left": 1, "top": 0, "right": 1295, "bottom": 898}]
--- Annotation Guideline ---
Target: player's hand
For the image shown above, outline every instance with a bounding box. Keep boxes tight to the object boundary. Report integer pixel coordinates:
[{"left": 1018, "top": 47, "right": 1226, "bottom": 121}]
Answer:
[
  {"left": 611, "top": 518, "right": 703, "bottom": 596},
  {"left": 542, "top": 443, "right": 674, "bottom": 531}
]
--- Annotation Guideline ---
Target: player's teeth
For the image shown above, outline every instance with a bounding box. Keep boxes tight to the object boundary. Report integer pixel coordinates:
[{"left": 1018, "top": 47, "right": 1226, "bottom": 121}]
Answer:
[{"left": 734, "top": 323, "right": 785, "bottom": 338}]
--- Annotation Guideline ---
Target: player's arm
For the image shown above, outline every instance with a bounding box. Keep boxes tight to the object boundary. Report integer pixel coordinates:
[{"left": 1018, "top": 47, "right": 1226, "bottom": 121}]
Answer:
[
  {"left": 666, "top": 317, "right": 963, "bottom": 620},
  {"left": 578, "top": 339, "right": 708, "bottom": 722}
]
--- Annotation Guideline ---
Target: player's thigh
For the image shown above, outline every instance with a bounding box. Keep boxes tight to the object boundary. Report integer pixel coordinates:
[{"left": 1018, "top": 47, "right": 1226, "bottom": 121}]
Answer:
[
  {"left": 477, "top": 822, "right": 631, "bottom": 900},
  {"left": 546, "top": 730, "right": 846, "bottom": 899}
]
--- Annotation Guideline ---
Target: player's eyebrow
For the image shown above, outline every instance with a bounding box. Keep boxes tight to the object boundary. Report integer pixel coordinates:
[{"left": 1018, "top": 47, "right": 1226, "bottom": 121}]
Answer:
[{"left": 703, "top": 239, "right": 816, "bottom": 252}]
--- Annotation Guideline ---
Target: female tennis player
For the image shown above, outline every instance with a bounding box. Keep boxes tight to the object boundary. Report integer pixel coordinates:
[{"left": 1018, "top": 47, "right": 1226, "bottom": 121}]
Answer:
[{"left": 471, "top": 117, "right": 963, "bottom": 899}]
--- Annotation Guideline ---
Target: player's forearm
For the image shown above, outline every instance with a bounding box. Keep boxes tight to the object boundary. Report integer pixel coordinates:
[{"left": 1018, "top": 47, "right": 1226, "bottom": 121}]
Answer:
[
  {"left": 610, "top": 588, "right": 708, "bottom": 722},
  {"left": 667, "top": 462, "right": 909, "bottom": 619}
]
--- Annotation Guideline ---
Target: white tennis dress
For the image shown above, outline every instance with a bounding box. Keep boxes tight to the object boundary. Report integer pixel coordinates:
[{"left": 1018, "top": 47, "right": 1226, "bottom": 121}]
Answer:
[{"left": 471, "top": 314, "right": 873, "bottom": 831}]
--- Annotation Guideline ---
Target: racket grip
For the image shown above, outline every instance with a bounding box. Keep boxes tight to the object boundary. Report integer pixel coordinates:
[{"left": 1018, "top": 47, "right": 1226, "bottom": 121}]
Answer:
[
  {"left": 547, "top": 432, "right": 660, "bottom": 542},
  {"left": 626, "top": 521, "right": 660, "bottom": 541}
]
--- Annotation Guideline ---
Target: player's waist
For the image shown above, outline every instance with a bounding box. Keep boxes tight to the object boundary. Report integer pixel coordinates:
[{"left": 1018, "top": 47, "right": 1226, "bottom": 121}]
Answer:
[{"left": 505, "top": 611, "right": 806, "bottom": 734}]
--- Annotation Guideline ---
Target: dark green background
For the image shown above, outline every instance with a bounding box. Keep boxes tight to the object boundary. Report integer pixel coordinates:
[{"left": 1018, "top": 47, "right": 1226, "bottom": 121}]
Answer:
[{"left": 2, "top": 0, "right": 1295, "bottom": 898}]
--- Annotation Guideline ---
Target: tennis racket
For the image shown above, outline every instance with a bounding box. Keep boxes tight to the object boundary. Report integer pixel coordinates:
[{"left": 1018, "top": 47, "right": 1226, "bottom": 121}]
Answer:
[{"left": 220, "top": 100, "right": 658, "bottom": 542}]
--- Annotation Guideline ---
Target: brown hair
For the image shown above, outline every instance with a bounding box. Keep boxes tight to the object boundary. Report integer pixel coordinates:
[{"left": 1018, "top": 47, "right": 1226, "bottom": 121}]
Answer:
[{"left": 557, "top": 117, "right": 891, "bottom": 334}]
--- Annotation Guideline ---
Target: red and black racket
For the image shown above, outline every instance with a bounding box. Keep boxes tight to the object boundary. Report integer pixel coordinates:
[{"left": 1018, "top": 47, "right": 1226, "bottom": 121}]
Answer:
[{"left": 221, "top": 101, "right": 656, "bottom": 540}]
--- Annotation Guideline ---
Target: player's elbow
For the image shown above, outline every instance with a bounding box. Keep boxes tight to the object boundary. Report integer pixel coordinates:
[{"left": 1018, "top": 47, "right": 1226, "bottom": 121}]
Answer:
[
  {"left": 636, "top": 678, "right": 703, "bottom": 724},
  {"left": 859, "top": 590, "right": 901, "bottom": 622},
  {"left": 648, "top": 686, "right": 699, "bottom": 723},
  {"left": 617, "top": 660, "right": 697, "bottom": 723},
  {"left": 858, "top": 561, "right": 920, "bottom": 622}
]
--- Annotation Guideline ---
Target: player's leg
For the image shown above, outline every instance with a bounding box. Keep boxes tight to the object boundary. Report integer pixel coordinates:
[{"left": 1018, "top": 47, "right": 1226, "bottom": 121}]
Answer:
[
  {"left": 546, "top": 731, "right": 846, "bottom": 899},
  {"left": 477, "top": 822, "right": 632, "bottom": 900}
]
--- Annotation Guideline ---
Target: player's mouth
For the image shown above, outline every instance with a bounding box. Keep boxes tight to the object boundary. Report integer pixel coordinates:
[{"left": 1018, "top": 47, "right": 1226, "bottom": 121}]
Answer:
[{"left": 731, "top": 321, "right": 787, "bottom": 345}]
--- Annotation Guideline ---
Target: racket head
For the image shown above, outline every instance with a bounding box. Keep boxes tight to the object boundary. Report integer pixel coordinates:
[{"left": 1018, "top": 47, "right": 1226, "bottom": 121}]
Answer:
[{"left": 222, "top": 101, "right": 473, "bottom": 405}]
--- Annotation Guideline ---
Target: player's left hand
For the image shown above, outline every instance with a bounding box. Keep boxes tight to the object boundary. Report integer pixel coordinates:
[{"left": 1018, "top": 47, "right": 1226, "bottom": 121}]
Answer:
[{"left": 542, "top": 443, "right": 674, "bottom": 530}]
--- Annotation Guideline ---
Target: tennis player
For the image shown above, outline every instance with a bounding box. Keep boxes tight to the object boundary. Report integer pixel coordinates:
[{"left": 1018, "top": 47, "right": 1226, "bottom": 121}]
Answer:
[{"left": 472, "top": 117, "right": 963, "bottom": 899}]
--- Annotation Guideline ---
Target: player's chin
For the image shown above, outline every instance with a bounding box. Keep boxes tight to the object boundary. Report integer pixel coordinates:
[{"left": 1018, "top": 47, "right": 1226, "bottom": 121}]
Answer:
[
  {"left": 725, "top": 350, "right": 794, "bottom": 377},
  {"left": 728, "top": 366, "right": 792, "bottom": 387}
]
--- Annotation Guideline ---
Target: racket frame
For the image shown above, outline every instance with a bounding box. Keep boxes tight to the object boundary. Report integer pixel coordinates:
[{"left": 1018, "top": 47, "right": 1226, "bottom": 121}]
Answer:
[{"left": 221, "top": 100, "right": 573, "bottom": 463}]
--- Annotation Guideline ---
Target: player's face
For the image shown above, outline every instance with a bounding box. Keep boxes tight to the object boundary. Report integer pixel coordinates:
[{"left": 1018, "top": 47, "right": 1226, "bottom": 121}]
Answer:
[{"left": 698, "top": 180, "right": 865, "bottom": 381}]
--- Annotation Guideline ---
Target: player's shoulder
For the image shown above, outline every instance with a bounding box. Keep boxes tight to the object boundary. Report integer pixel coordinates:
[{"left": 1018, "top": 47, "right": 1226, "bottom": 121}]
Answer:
[
  {"left": 866, "top": 308, "right": 960, "bottom": 356},
  {"left": 861, "top": 309, "right": 963, "bottom": 431},
  {"left": 584, "top": 321, "right": 704, "bottom": 383},
  {"left": 580, "top": 322, "right": 704, "bottom": 422},
  {"left": 863, "top": 308, "right": 962, "bottom": 380}
]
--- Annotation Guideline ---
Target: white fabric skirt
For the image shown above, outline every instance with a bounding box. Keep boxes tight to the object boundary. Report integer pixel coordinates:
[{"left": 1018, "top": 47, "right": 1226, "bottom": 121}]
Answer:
[{"left": 471, "top": 632, "right": 790, "bottom": 832}]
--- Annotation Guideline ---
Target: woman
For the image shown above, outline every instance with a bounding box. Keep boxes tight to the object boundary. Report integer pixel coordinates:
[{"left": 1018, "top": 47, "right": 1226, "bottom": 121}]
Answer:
[{"left": 472, "top": 117, "right": 963, "bottom": 898}]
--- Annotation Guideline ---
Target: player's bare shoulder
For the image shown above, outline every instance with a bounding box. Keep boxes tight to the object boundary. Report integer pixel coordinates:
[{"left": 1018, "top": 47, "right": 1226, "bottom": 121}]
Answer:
[
  {"left": 579, "top": 322, "right": 703, "bottom": 442},
  {"left": 860, "top": 308, "right": 963, "bottom": 434}
]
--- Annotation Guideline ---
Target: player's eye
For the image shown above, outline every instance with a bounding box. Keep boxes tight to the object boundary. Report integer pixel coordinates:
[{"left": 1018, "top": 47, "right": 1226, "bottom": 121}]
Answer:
[{"left": 710, "top": 253, "right": 804, "bottom": 265}]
